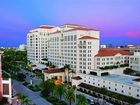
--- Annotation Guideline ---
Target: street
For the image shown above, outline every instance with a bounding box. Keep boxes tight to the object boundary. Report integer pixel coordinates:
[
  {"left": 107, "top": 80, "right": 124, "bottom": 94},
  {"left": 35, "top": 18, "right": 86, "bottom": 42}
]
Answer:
[
  {"left": 20, "top": 69, "right": 42, "bottom": 85},
  {"left": 12, "top": 80, "right": 52, "bottom": 105},
  {"left": 13, "top": 69, "right": 112, "bottom": 105}
]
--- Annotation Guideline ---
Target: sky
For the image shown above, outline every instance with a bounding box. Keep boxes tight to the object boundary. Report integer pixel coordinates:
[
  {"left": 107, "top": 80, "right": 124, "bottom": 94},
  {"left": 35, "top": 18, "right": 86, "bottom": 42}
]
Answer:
[{"left": 0, "top": 0, "right": 140, "bottom": 47}]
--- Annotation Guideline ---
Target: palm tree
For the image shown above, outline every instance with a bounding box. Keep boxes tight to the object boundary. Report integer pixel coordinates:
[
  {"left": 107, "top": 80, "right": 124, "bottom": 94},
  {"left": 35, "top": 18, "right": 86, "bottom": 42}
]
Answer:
[
  {"left": 54, "top": 84, "right": 65, "bottom": 100},
  {"left": 24, "top": 97, "right": 31, "bottom": 105},
  {"left": 14, "top": 64, "right": 20, "bottom": 75},
  {"left": 64, "top": 87, "right": 75, "bottom": 105},
  {"left": 76, "top": 94, "right": 89, "bottom": 105},
  {"left": 47, "top": 79, "right": 55, "bottom": 95},
  {"left": 40, "top": 79, "right": 55, "bottom": 96},
  {"left": 16, "top": 93, "right": 27, "bottom": 105},
  {"left": 16, "top": 93, "right": 23, "bottom": 105},
  {"left": 27, "top": 60, "right": 32, "bottom": 65}
]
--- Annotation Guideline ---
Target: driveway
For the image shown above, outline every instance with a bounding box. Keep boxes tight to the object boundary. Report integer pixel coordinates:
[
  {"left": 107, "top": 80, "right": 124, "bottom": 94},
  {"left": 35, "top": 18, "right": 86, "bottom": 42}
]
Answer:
[{"left": 12, "top": 80, "right": 52, "bottom": 105}]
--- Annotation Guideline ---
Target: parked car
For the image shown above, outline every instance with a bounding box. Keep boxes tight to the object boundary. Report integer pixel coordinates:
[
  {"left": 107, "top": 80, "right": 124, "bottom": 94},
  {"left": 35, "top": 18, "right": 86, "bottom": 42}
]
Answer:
[
  {"left": 23, "top": 81, "right": 29, "bottom": 86},
  {"left": 90, "top": 99, "right": 100, "bottom": 105},
  {"left": 30, "top": 75, "right": 35, "bottom": 78},
  {"left": 25, "top": 72, "right": 29, "bottom": 75}
]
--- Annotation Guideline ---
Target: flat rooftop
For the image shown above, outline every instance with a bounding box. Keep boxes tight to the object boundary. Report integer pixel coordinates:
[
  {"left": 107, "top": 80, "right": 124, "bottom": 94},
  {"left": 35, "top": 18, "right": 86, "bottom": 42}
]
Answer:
[{"left": 98, "top": 74, "right": 137, "bottom": 86}]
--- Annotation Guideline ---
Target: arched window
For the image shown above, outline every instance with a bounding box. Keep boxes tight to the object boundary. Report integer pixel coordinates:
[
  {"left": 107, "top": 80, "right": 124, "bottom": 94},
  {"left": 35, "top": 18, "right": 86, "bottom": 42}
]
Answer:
[{"left": 83, "top": 41, "right": 86, "bottom": 45}]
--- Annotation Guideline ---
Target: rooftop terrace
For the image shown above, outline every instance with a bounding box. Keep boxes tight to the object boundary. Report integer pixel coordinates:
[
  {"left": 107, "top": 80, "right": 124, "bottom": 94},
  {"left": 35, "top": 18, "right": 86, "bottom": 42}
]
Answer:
[{"left": 98, "top": 74, "right": 138, "bottom": 86}]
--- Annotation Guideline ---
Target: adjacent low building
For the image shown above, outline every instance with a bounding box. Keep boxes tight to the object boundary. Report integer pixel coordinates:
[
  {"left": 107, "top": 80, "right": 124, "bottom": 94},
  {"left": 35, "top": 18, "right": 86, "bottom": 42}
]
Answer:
[
  {"left": 100, "top": 44, "right": 107, "bottom": 48},
  {"left": 129, "top": 47, "right": 140, "bottom": 53},
  {"left": 43, "top": 67, "right": 73, "bottom": 85},
  {"left": 18, "top": 44, "right": 27, "bottom": 51},
  {"left": 43, "top": 67, "right": 65, "bottom": 83},
  {"left": 72, "top": 73, "right": 140, "bottom": 100},
  {"left": 0, "top": 51, "right": 12, "bottom": 103},
  {"left": 94, "top": 48, "right": 132, "bottom": 69},
  {"left": 129, "top": 52, "right": 140, "bottom": 72}
]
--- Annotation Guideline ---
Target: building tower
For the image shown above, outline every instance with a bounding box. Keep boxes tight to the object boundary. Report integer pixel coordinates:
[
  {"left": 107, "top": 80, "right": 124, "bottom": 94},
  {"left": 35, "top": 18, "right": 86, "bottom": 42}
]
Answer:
[{"left": 27, "top": 24, "right": 100, "bottom": 74}]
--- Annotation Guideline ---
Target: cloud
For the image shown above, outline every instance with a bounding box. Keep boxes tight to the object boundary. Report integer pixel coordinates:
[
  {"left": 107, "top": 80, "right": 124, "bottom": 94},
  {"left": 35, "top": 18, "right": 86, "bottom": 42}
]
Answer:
[{"left": 125, "top": 31, "right": 140, "bottom": 38}]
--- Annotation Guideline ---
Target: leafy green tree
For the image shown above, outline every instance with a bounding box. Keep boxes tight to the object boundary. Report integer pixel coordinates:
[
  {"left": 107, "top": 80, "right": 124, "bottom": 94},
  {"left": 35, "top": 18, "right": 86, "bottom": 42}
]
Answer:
[
  {"left": 16, "top": 93, "right": 24, "bottom": 104},
  {"left": 34, "top": 69, "right": 43, "bottom": 79},
  {"left": 64, "top": 87, "right": 75, "bottom": 105},
  {"left": 54, "top": 84, "right": 65, "bottom": 100},
  {"left": 14, "top": 64, "right": 20, "bottom": 75},
  {"left": 40, "top": 79, "right": 55, "bottom": 96},
  {"left": 24, "top": 97, "right": 31, "bottom": 105},
  {"left": 64, "top": 64, "right": 70, "bottom": 69},
  {"left": 2, "top": 49, "right": 27, "bottom": 77},
  {"left": 16, "top": 93, "right": 29, "bottom": 105},
  {"left": 123, "top": 68, "right": 134, "bottom": 74},
  {"left": 27, "top": 60, "right": 31, "bottom": 65},
  {"left": 76, "top": 95, "right": 89, "bottom": 105},
  {"left": 99, "top": 87, "right": 108, "bottom": 94},
  {"left": 46, "top": 61, "right": 52, "bottom": 66}
]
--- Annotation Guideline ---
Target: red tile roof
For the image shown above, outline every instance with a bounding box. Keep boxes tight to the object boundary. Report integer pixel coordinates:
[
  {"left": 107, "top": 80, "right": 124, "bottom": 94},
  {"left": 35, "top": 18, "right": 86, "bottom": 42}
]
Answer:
[
  {"left": 72, "top": 76, "right": 82, "bottom": 80},
  {"left": 95, "top": 48, "right": 133, "bottom": 57},
  {"left": 31, "top": 65, "right": 37, "bottom": 67},
  {"left": 78, "top": 83, "right": 93, "bottom": 90},
  {"left": 39, "top": 26, "right": 55, "bottom": 29},
  {"left": 50, "top": 31, "right": 61, "bottom": 34},
  {"left": 42, "top": 68, "right": 49, "bottom": 70},
  {"left": 49, "top": 27, "right": 99, "bottom": 35},
  {"left": 44, "top": 68, "right": 65, "bottom": 74},
  {"left": 65, "top": 27, "right": 99, "bottom": 32},
  {"left": 79, "top": 36, "right": 98, "bottom": 40}
]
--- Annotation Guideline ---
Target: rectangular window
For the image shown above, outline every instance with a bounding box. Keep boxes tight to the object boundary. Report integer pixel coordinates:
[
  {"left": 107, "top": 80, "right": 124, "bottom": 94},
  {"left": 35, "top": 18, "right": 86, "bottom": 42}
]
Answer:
[
  {"left": 97, "top": 58, "right": 100, "bottom": 61},
  {"left": 71, "top": 35, "right": 73, "bottom": 41},
  {"left": 3, "top": 84, "right": 9, "bottom": 95},
  {"left": 68, "top": 36, "right": 70, "bottom": 41},
  {"left": 65, "top": 36, "right": 67, "bottom": 41},
  {"left": 74, "top": 35, "right": 77, "bottom": 41}
]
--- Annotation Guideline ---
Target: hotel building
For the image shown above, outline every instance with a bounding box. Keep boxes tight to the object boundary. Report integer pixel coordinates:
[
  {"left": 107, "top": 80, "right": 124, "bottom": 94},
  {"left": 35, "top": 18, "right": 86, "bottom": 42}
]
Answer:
[
  {"left": 27, "top": 24, "right": 140, "bottom": 101},
  {"left": 27, "top": 24, "right": 100, "bottom": 74}
]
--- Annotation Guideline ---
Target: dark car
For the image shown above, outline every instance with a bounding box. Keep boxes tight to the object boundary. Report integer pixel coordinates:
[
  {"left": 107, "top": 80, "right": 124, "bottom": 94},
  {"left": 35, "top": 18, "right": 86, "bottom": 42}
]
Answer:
[
  {"left": 30, "top": 75, "right": 35, "bottom": 78},
  {"left": 18, "top": 73, "right": 26, "bottom": 78},
  {"left": 23, "top": 82, "right": 29, "bottom": 86},
  {"left": 25, "top": 72, "right": 29, "bottom": 75}
]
